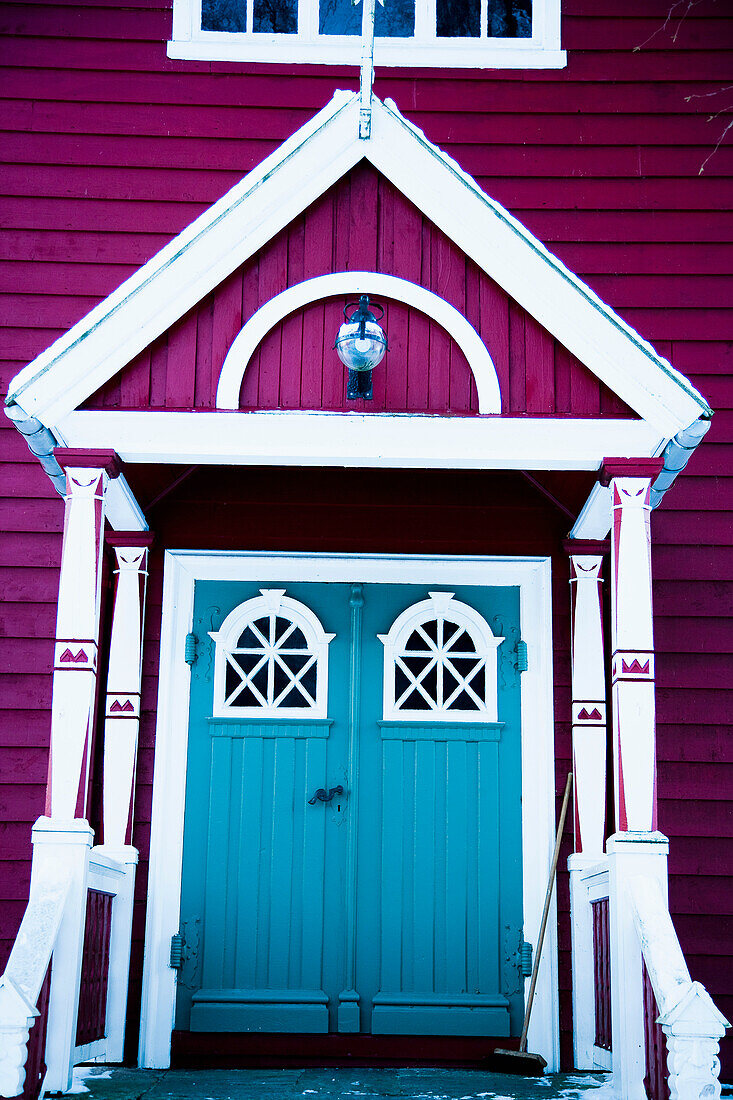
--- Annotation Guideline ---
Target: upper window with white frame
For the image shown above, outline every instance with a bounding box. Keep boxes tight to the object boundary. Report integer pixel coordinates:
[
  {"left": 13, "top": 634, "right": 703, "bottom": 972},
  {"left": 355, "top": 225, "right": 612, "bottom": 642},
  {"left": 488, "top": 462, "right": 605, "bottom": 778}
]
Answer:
[
  {"left": 379, "top": 591, "right": 504, "bottom": 722},
  {"left": 169, "top": 0, "right": 564, "bottom": 68},
  {"left": 210, "top": 589, "right": 335, "bottom": 719}
]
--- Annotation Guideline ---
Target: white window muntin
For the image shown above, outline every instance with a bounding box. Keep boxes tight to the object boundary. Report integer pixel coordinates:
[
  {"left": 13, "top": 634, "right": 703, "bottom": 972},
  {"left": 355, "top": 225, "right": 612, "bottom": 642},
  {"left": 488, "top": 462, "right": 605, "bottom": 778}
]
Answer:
[
  {"left": 169, "top": 0, "right": 564, "bottom": 68},
  {"left": 379, "top": 591, "right": 504, "bottom": 722},
  {"left": 210, "top": 588, "right": 335, "bottom": 719}
]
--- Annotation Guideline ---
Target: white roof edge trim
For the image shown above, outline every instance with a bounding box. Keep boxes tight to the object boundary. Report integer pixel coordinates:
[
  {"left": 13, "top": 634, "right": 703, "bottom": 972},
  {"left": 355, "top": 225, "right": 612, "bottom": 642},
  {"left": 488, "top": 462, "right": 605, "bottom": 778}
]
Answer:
[
  {"left": 57, "top": 409, "right": 665, "bottom": 472},
  {"left": 216, "top": 272, "right": 501, "bottom": 413},
  {"left": 5, "top": 89, "right": 358, "bottom": 415},
  {"left": 373, "top": 97, "right": 712, "bottom": 432},
  {"left": 6, "top": 88, "right": 711, "bottom": 439}
]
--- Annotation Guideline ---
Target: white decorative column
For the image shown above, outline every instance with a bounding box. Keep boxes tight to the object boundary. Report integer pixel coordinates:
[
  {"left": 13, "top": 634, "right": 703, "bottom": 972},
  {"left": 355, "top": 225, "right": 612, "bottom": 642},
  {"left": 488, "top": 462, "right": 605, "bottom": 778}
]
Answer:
[
  {"left": 602, "top": 457, "right": 664, "bottom": 1100},
  {"left": 97, "top": 532, "right": 153, "bottom": 1062},
  {"left": 565, "top": 540, "right": 608, "bottom": 1070},
  {"left": 42, "top": 449, "right": 121, "bottom": 1093},
  {"left": 48, "top": 450, "right": 122, "bottom": 821},
  {"left": 605, "top": 460, "right": 662, "bottom": 834},
  {"left": 101, "top": 534, "right": 153, "bottom": 852}
]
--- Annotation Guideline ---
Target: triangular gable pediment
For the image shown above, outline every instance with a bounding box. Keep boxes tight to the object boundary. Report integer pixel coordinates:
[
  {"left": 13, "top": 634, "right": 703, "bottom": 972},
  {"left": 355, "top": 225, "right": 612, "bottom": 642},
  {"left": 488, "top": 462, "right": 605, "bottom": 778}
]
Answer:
[
  {"left": 82, "top": 163, "right": 635, "bottom": 422},
  {"left": 6, "top": 91, "right": 710, "bottom": 439}
]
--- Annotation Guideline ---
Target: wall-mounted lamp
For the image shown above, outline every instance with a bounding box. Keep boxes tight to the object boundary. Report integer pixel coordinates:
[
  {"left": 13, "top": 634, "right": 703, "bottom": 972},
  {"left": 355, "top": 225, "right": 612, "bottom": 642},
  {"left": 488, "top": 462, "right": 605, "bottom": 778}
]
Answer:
[{"left": 335, "top": 295, "right": 387, "bottom": 400}]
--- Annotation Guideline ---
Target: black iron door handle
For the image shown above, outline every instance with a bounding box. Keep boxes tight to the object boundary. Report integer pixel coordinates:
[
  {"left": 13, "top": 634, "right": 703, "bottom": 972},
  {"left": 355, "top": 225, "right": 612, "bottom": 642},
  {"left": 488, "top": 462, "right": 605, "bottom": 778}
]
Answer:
[{"left": 307, "top": 785, "right": 344, "bottom": 805}]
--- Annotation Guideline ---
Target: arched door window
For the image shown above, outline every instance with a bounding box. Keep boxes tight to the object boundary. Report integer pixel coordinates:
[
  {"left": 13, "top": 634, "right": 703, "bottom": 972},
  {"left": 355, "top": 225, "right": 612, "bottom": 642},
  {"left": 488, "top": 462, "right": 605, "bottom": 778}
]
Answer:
[
  {"left": 379, "top": 591, "right": 504, "bottom": 722},
  {"left": 210, "top": 589, "right": 334, "bottom": 718}
]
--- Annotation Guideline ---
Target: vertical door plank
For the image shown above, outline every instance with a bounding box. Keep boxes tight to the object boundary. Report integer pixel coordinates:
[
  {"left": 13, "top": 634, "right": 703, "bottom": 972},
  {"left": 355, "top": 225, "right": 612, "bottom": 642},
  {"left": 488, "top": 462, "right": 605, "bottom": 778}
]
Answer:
[
  {"left": 477, "top": 741, "right": 501, "bottom": 992},
  {"left": 445, "top": 740, "right": 468, "bottom": 994},
  {"left": 202, "top": 736, "right": 233, "bottom": 989},
  {"left": 413, "top": 739, "right": 436, "bottom": 993},
  {"left": 236, "top": 736, "right": 264, "bottom": 989},
  {"left": 300, "top": 737, "right": 328, "bottom": 990},
  {"left": 380, "top": 740, "right": 404, "bottom": 991},
  {"left": 268, "top": 736, "right": 296, "bottom": 988},
  {"left": 222, "top": 736, "right": 244, "bottom": 988}
]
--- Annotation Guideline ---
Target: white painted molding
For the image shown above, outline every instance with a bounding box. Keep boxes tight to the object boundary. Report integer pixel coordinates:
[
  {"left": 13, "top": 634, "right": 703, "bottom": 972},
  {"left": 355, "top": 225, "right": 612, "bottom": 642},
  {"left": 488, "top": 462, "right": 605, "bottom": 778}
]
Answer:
[
  {"left": 168, "top": 0, "right": 563, "bottom": 68},
  {"left": 570, "top": 483, "right": 613, "bottom": 540},
  {"left": 58, "top": 410, "right": 665, "bottom": 473},
  {"left": 105, "top": 475, "right": 149, "bottom": 533},
  {"left": 215, "top": 272, "right": 502, "bottom": 414},
  {"left": 377, "top": 591, "right": 504, "bottom": 722},
  {"left": 6, "top": 93, "right": 709, "bottom": 437},
  {"left": 139, "top": 552, "right": 559, "bottom": 1071},
  {"left": 210, "top": 589, "right": 335, "bottom": 718}
]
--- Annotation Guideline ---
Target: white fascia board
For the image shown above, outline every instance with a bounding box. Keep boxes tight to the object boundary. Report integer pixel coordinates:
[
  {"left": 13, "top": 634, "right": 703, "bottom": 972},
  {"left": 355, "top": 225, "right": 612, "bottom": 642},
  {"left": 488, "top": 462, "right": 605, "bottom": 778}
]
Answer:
[
  {"left": 58, "top": 410, "right": 664, "bottom": 472},
  {"left": 6, "top": 90, "right": 362, "bottom": 426},
  {"left": 569, "top": 482, "right": 613, "bottom": 540},
  {"left": 105, "top": 473, "right": 149, "bottom": 532},
  {"left": 367, "top": 100, "right": 711, "bottom": 437}
]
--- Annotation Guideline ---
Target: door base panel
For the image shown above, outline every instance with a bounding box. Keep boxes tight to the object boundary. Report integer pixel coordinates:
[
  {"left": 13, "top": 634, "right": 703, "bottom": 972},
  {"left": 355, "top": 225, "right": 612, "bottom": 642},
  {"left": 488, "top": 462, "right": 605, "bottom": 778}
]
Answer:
[
  {"left": 190, "top": 989, "right": 329, "bottom": 1033},
  {"left": 170, "top": 1031, "right": 520, "bottom": 1068}
]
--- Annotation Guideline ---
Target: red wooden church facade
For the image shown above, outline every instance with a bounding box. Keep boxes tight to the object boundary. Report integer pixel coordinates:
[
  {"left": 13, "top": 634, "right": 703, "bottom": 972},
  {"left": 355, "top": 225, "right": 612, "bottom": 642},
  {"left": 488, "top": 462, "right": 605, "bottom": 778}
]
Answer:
[{"left": 0, "top": 0, "right": 731, "bottom": 1094}]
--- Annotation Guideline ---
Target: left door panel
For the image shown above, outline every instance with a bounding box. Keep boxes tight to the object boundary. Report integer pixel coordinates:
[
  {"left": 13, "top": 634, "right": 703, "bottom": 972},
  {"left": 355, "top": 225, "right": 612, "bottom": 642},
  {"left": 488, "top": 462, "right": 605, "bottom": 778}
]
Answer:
[{"left": 175, "top": 581, "right": 352, "bottom": 1033}]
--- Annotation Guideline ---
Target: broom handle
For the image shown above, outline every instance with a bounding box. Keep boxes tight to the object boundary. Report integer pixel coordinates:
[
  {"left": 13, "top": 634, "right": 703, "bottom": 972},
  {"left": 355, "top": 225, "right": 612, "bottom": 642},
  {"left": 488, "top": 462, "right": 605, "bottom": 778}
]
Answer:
[{"left": 519, "top": 771, "right": 573, "bottom": 1052}]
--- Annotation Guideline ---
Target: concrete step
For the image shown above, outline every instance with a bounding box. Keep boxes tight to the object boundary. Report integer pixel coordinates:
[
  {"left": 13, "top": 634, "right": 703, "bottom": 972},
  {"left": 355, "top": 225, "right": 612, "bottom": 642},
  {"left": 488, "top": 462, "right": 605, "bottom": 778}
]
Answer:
[{"left": 69, "top": 1066, "right": 614, "bottom": 1100}]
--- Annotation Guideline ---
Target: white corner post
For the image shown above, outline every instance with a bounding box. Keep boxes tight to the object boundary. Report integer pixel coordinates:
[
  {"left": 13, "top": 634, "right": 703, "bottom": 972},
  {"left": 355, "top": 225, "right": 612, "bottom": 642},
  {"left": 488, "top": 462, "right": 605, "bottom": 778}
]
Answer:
[
  {"left": 41, "top": 450, "right": 122, "bottom": 1094},
  {"left": 48, "top": 451, "right": 122, "bottom": 820},
  {"left": 96, "top": 532, "right": 153, "bottom": 1062},
  {"left": 603, "top": 458, "right": 665, "bottom": 1100},
  {"left": 565, "top": 542, "right": 608, "bottom": 1071}
]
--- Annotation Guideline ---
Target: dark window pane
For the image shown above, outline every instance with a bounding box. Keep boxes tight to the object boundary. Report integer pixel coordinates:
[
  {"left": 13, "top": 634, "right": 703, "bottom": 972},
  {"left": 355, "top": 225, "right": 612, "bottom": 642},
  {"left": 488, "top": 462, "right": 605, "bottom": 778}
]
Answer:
[
  {"left": 225, "top": 659, "right": 243, "bottom": 699},
  {"left": 401, "top": 688, "right": 431, "bottom": 711},
  {"left": 279, "top": 686, "right": 310, "bottom": 708},
  {"left": 231, "top": 685, "right": 261, "bottom": 708},
  {"left": 395, "top": 664, "right": 410, "bottom": 699},
  {"left": 320, "top": 0, "right": 414, "bottom": 37},
  {"left": 283, "top": 626, "right": 308, "bottom": 650},
  {"left": 237, "top": 624, "right": 264, "bottom": 649},
  {"left": 445, "top": 629, "right": 476, "bottom": 653},
  {"left": 421, "top": 618, "right": 439, "bottom": 644},
  {"left": 449, "top": 690, "right": 480, "bottom": 711},
  {"left": 202, "top": 0, "right": 246, "bottom": 31},
  {"left": 437, "top": 0, "right": 479, "bottom": 38},
  {"left": 403, "top": 654, "right": 430, "bottom": 677},
  {"left": 487, "top": 0, "right": 532, "bottom": 37},
  {"left": 406, "top": 630, "right": 430, "bottom": 651},
  {"left": 300, "top": 663, "right": 317, "bottom": 697},
  {"left": 253, "top": 0, "right": 297, "bottom": 30}
]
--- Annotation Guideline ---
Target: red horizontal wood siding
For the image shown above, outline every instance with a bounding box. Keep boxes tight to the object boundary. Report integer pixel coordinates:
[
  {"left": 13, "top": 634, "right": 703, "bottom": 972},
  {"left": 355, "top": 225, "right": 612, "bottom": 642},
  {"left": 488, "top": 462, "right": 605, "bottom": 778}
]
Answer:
[{"left": 0, "top": 0, "right": 731, "bottom": 1078}]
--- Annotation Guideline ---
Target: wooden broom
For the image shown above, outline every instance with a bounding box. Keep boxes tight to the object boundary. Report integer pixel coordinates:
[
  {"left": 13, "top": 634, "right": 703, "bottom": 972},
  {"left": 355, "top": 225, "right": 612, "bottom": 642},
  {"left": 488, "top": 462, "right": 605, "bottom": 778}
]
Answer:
[{"left": 491, "top": 771, "right": 573, "bottom": 1076}]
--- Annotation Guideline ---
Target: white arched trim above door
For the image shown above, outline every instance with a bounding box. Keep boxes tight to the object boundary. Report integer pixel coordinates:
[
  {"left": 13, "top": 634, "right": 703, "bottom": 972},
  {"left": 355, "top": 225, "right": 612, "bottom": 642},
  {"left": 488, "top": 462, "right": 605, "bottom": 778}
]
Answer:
[{"left": 215, "top": 271, "right": 502, "bottom": 414}]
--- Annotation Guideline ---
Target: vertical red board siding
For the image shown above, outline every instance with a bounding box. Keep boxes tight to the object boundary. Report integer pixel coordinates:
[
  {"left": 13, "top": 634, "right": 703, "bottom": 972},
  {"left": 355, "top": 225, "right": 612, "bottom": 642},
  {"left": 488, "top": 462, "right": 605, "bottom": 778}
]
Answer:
[
  {"left": 643, "top": 959, "right": 668, "bottom": 1100},
  {"left": 591, "top": 897, "right": 612, "bottom": 1053},
  {"left": 75, "top": 889, "right": 113, "bottom": 1047},
  {"left": 21, "top": 962, "right": 51, "bottom": 1100},
  {"left": 1, "top": 0, "right": 732, "bottom": 1079},
  {"left": 83, "top": 166, "right": 633, "bottom": 418}
]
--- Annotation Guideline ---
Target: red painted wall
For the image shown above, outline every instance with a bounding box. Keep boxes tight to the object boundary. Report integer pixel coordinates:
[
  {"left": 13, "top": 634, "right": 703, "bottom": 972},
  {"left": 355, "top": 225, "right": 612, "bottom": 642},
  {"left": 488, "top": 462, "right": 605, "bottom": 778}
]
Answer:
[
  {"left": 85, "top": 166, "right": 631, "bottom": 417},
  {"left": 1, "top": 0, "right": 731, "bottom": 1075}
]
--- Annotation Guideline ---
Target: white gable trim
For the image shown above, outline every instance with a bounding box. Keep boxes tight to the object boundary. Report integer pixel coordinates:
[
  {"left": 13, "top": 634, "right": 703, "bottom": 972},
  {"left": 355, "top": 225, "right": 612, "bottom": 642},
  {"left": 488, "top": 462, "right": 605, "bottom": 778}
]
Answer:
[
  {"left": 216, "top": 272, "right": 502, "bottom": 413},
  {"left": 6, "top": 91, "right": 710, "bottom": 441},
  {"left": 58, "top": 410, "right": 665, "bottom": 471}
]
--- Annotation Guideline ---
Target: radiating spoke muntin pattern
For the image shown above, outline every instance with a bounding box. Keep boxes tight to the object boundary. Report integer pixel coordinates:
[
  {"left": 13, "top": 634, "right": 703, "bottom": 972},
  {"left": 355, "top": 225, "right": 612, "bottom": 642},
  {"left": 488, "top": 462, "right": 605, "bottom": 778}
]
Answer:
[
  {"left": 381, "top": 593, "right": 504, "bottom": 722},
  {"left": 212, "top": 590, "right": 335, "bottom": 718}
]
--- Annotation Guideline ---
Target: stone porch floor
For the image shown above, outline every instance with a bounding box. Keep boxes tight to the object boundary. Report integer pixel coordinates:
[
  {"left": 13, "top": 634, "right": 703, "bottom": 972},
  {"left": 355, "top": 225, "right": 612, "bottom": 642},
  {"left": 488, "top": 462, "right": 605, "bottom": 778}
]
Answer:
[{"left": 67, "top": 1067, "right": 616, "bottom": 1100}]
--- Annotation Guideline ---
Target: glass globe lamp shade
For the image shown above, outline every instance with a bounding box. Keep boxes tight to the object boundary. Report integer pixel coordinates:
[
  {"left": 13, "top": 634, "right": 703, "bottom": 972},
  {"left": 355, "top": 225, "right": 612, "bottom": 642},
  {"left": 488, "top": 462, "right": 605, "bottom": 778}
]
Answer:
[{"left": 335, "top": 318, "right": 387, "bottom": 372}]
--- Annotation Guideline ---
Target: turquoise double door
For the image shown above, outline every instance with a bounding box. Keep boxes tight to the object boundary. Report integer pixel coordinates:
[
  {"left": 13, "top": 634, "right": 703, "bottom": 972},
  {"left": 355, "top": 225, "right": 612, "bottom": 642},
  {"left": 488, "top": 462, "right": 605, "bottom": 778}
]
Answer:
[{"left": 176, "top": 578, "right": 524, "bottom": 1038}]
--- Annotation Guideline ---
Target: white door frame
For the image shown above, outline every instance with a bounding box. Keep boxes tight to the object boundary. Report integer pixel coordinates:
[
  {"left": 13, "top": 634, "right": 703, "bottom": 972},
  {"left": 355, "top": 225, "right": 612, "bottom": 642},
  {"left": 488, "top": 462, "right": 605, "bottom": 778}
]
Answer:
[{"left": 138, "top": 551, "right": 559, "bottom": 1070}]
